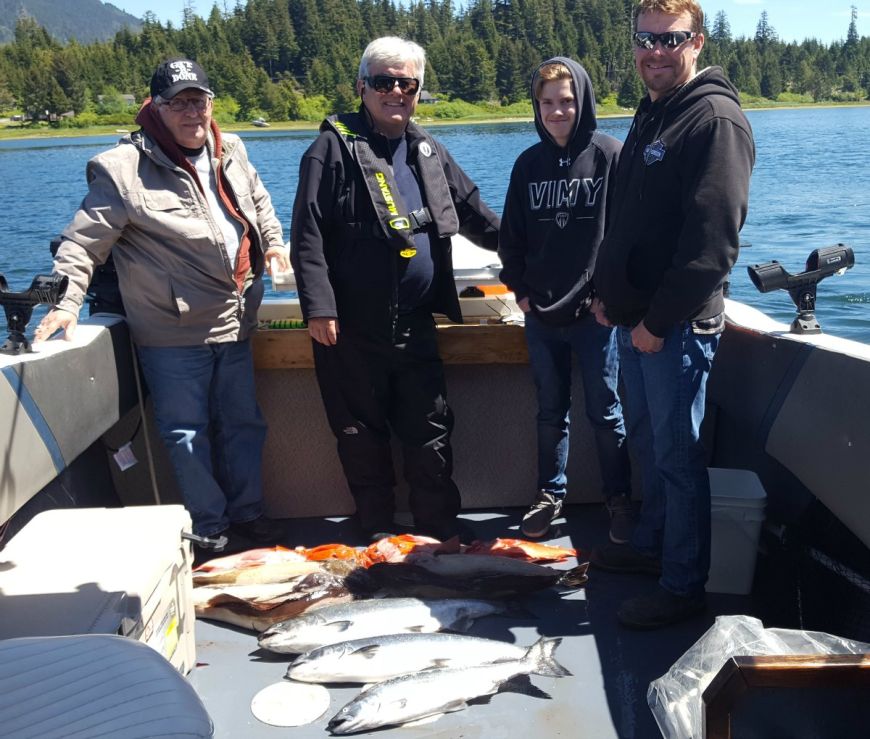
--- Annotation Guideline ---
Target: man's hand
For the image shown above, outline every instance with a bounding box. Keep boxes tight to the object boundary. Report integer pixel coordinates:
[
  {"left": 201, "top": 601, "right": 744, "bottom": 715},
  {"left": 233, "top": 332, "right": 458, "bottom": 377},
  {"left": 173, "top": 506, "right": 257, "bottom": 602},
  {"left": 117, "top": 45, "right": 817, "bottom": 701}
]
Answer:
[
  {"left": 308, "top": 316, "right": 339, "bottom": 346},
  {"left": 591, "top": 297, "right": 613, "bottom": 328},
  {"left": 517, "top": 296, "right": 531, "bottom": 313},
  {"left": 264, "top": 245, "right": 290, "bottom": 274},
  {"left": 34, "top": 308, "right": 78, "bottom": 343},
  {"left": 631, "top": 321, "right": 664, "bottom": 353}
]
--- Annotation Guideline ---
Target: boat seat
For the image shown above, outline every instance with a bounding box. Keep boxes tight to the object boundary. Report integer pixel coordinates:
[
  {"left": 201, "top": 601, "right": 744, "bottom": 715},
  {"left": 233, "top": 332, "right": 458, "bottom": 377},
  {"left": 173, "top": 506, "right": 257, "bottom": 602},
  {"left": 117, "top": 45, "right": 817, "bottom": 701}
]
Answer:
[{"left": 0, "top": 634, "right": 213, "bottom": 738}]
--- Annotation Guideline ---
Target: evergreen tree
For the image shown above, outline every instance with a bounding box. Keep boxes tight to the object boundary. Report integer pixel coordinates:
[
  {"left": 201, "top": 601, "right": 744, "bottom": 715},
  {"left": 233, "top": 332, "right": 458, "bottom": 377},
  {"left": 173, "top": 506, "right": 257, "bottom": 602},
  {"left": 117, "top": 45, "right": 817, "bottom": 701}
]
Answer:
[
  {"left": 495, "top": 37, "right": 525, "bottom": 102},
  {"left": 55, "top": 45, "right": 88, "bottom": 114},
  {"left": 710, "top": 10, "right": 731, "bottom": 44},
  {"left": 760, "top": 51, "right": 783, "bottom": 99},
  {"left": 456, "top": 38, "right": 495, "bottom": 101},
  {"left": 1, "top": 0, "right": 870, "bottom": 120},
  {"left": 847, "top": 5, "right": 859, "bottom": 46},
  {"left": 616, "top": 70, "right": 643, "bottom": 107},
  {"left": 754, "top": 11, "right": 777, "bottom": 51}
]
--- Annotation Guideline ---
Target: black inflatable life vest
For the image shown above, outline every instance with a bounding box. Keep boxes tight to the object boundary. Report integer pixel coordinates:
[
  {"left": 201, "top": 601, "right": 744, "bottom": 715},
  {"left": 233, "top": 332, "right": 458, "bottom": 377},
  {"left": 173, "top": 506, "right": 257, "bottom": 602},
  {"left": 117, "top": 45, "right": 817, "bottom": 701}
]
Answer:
[{"left": 322, "top": 113, "right": 459, "bottom": 258}]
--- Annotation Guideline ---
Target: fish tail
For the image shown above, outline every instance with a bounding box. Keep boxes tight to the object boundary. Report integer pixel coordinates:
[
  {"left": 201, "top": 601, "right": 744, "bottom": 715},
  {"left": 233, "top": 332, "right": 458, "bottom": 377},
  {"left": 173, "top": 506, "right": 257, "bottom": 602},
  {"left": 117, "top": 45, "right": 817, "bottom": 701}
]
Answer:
[
  {"left": 524, "top": 637, "right": 572, "bottom": 677},
  {"left": 558, "top": 562, "right": 590, "bottom": 589}
]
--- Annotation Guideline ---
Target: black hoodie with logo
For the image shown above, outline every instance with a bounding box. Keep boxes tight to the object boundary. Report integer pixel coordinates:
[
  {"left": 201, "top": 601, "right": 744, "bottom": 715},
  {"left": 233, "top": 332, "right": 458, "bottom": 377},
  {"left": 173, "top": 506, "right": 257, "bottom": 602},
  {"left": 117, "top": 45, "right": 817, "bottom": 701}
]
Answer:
[
  {"left": 594, "top": 66, "right": 755, "bottom": 336},
  {"left": 498, "top": 57, "right": 622, "bottom": 326}
]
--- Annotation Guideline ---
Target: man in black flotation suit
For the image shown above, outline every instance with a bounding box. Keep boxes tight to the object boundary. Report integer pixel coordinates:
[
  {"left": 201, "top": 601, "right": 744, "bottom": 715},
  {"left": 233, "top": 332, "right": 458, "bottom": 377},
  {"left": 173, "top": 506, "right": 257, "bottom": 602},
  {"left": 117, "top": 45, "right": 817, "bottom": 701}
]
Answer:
[{"left": 290, "top": 36, "right": 500, "bottom": 541}]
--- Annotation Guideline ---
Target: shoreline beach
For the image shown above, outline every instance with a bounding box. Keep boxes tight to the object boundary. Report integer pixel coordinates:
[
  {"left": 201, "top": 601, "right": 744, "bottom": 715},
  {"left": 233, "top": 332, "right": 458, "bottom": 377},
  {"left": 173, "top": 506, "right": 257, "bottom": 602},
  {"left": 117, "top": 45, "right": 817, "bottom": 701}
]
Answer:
[{"left": 2, "top": 100, "right": 869, "bottom": 142}]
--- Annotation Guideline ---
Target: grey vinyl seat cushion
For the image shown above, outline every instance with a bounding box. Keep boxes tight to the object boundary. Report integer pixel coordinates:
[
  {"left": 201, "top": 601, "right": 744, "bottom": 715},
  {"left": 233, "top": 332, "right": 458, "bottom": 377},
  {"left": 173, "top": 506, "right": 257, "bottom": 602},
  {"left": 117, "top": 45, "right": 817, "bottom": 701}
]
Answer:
[{"left": 0, "top": 634, "right": 213, "bottom": 738}]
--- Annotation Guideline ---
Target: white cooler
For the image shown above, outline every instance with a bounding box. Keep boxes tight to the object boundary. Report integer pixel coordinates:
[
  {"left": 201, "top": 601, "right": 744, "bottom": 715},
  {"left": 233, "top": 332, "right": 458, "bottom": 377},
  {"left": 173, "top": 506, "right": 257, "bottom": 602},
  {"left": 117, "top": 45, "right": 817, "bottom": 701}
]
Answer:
[
  {"left": 0, "top": 505, "right": 196, "bottom": 674},
  {"left": 707, "top": 467, "right": 768, "bottom": 595}
]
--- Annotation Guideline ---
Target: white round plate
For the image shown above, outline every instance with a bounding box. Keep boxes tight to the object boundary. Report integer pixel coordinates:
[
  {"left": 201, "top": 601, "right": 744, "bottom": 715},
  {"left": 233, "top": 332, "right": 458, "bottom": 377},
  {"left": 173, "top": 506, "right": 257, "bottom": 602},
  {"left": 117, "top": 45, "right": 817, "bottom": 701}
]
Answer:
[{"left": 250, "top": 681, "right": 330, "bottom": 727}]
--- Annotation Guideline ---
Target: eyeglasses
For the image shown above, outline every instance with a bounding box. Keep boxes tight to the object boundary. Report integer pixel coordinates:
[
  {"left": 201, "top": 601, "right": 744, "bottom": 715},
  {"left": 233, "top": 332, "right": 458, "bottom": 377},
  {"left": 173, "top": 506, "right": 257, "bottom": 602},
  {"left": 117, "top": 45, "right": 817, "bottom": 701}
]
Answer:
[
  {"left": 163, "top": 96, "right": 211, "bottom": 113},
  {"left": 365, "top": 75, "right": 420, "bottom": 95},
  {"left": 633, "top": 31, "right": 697, "bottom": 50}
]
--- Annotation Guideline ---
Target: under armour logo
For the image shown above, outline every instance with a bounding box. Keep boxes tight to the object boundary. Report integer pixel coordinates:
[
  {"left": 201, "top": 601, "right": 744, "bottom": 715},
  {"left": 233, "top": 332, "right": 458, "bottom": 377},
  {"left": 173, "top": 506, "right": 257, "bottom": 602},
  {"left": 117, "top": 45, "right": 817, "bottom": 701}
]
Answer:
[
  {"left": 555, "top": 212, "right": 569, "bottom": 229},
  {"left": 419, "top": 142, "right": 432, "bottom": 157},
  {"left": 558, "top": 156, "right": 571, "bottom": 167}
]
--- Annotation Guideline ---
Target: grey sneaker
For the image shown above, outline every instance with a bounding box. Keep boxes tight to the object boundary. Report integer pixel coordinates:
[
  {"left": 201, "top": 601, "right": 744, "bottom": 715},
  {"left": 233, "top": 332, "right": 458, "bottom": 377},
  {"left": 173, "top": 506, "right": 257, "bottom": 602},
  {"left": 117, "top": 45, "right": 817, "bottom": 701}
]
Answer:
[
  {"left": 606, "top": 494, "right": 635, "bottom": 544},
  {"left": 521, "top": 491, "right": 563, "bottom": 539}
]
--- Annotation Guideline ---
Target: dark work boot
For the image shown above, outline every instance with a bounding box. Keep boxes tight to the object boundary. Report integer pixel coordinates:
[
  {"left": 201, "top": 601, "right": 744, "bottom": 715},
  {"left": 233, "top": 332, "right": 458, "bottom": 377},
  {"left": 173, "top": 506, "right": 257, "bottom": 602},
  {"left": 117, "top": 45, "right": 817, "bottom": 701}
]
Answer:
[
  {"left": 617, "top": 586, "right": 706, "bottom": 629},
  {"left": 605, "top": 494, "right": 635, "bottom": 544},
  {"left": 591, "top": 542, "right": 662, "bottom": 575},
  {"left": 229, "top": 516, "right": 286, "bottom": 545}
]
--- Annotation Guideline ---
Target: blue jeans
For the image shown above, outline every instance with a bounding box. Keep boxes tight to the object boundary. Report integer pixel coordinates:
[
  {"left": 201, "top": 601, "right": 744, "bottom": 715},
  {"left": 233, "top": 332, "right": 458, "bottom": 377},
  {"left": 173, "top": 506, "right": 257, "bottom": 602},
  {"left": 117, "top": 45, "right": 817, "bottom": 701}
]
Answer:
[
  {"left": 524, "top": 311, "right": 631, "bottom": 500},
  {"left": 617, "top": 323, "right": 719, "bottom": 597},
  {"left": 137, "top": 340, "right": 267, "bottom": 537}
]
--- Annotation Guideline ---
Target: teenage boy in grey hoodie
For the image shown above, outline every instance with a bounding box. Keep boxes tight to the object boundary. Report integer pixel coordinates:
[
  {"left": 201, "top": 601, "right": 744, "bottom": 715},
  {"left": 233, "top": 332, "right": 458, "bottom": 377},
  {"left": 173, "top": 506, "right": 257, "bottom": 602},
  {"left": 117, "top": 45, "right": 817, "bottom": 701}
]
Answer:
[{"left": 499, "top": 57, "right": 632, "bottom": 541}]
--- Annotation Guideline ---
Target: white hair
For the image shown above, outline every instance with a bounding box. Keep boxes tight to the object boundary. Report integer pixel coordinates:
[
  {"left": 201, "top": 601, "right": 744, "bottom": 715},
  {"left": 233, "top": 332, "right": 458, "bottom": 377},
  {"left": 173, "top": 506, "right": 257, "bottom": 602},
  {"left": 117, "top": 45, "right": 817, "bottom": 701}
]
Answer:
[{"left": 358, "top": 36, "right": 426, "bottom": 87}]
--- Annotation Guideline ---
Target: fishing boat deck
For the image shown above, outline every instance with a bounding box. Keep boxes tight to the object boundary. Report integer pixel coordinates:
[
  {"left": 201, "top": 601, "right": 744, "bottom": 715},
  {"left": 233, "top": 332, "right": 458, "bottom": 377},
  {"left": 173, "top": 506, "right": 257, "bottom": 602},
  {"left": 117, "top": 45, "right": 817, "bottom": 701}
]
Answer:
[{"left": 189, "top": 505, "right": 753, "bottom": 739}]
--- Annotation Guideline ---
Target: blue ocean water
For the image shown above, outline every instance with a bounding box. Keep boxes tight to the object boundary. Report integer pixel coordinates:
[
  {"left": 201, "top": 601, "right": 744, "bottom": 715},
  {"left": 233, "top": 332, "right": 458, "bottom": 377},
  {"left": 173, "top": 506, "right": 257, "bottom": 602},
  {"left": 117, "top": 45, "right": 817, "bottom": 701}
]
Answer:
[{"left": 1, "top": 106, "right": 868, "bottom": 342}]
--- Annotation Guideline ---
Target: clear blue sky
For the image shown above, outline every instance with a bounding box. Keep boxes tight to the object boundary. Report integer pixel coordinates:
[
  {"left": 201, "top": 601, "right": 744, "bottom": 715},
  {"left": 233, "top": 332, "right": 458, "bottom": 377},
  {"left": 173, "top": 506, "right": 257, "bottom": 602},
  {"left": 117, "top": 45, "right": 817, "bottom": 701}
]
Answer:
[
  {"left": 109, "top": 0, "right": 865, "bottom": 44},
  {"left": 704, "top": 1, "right": 863, "bottom": 43}
]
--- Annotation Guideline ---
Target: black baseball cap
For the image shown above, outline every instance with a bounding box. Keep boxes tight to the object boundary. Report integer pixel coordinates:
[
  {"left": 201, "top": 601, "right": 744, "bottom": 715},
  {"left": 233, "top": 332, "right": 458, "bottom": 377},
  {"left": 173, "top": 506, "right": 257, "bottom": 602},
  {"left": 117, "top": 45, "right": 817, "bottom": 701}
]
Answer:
[{"left": 150, "top": 58, "right": 213, "bottom": 100}]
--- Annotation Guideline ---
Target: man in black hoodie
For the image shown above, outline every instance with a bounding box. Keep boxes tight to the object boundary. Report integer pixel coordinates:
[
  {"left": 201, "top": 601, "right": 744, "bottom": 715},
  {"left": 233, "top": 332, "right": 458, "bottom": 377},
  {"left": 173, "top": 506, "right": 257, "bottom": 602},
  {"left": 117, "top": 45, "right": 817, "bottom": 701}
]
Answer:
[
  {"left": 498, "top": 58, "right": 632, "bottom": 542},
  {"left": 591, "top": 0, "right": 755, "bottom": 629},
  {"left": 290, "top": 37, "right": 499, "bottom": 542}
]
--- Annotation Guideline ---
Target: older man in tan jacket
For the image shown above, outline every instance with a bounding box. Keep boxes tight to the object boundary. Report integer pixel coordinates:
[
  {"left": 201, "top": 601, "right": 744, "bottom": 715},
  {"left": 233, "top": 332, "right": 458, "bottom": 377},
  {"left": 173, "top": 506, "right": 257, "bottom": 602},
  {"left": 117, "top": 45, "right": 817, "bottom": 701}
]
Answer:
[{"left": 36, "top": 58, "right": 288, "bottom": 548}]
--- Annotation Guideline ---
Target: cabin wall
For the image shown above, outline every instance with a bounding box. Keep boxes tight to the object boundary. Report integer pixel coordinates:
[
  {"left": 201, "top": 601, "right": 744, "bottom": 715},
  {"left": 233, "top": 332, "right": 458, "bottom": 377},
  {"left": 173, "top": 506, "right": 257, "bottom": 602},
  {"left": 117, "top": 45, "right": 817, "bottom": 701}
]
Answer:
[
  {"left": 254, "top": 362, "right": 619, "bottom": 519},
  {"left": 708, "top": 302, "right": 870, "bottom": 640},
  {"left": 708, "top": 303, "right": 870, "bottom": 547},
  {"left": 12, "top": 302, "right": 868, "bottom": 545},
  {"left": 705, "top": 326, "right": 817, "bottom": 525},
  {"left": 43, "top": 322, "right": 621, "bottom": 522}
]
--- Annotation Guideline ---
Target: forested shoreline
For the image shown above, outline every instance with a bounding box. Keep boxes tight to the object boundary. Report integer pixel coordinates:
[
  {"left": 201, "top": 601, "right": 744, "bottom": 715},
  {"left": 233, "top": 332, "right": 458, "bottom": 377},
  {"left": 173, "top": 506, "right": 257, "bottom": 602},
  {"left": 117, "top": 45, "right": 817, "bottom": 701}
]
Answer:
[{"left": 1, "top": 0, "right": 868, "bottom": 128}]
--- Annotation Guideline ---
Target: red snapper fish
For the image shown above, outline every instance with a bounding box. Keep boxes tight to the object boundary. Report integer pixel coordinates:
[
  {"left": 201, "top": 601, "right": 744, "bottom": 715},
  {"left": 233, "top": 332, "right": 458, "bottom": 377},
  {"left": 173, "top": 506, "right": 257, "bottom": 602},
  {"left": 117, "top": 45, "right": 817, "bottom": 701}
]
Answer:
[
  {"left": 361, "top": 534, "right": 461, "bottom": 566},
  {"left": 192, "top": 546, "right": 358, "bottom": 586},
  {"left": 464, "top": 538, "right": 578, "bottom": 562},
  {"left": 194, "top": 546, "right": 305, "bottom": 572}
]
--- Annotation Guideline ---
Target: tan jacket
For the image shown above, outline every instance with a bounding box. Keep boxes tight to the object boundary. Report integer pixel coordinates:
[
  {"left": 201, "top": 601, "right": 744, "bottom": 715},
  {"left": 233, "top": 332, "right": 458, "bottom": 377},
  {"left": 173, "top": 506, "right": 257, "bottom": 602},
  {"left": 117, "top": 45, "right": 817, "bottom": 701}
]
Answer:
[{"left": 54, "top": 130, "right": 285, "bottom": 346}]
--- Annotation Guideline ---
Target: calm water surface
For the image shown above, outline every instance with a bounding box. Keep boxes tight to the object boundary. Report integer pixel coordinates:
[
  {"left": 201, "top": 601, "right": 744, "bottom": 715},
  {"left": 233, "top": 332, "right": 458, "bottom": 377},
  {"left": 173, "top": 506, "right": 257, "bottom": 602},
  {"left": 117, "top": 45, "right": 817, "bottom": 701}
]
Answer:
[{"left": 1, "top": 107, "right": 868, "bottom": 342}]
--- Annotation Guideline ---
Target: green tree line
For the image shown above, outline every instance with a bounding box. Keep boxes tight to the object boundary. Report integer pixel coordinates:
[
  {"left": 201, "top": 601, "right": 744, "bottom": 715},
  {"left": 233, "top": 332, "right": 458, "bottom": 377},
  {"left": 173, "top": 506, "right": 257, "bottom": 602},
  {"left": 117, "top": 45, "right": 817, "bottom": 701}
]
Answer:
[{"left": 1, "top": 0, "right": 868, "bottom": 127}]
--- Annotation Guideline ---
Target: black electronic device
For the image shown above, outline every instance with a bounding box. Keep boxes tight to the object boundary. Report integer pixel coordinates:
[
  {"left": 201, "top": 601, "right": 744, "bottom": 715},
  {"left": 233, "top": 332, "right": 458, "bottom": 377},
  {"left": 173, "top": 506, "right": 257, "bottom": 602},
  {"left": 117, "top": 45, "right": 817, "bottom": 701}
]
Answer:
[
  {"left": 747, "top": 244, "right": 855, "bottom": 334},
  {"left": 0, "top": 273, "right": 69, "bottom": 354}
]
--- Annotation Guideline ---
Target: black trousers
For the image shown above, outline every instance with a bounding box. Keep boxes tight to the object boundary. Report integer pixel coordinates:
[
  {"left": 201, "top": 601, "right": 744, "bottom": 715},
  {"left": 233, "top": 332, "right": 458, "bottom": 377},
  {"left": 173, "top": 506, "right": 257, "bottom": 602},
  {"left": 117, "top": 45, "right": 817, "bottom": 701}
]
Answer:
[{"left": 312, "top": 311, "right": 461, "bottom": 531}]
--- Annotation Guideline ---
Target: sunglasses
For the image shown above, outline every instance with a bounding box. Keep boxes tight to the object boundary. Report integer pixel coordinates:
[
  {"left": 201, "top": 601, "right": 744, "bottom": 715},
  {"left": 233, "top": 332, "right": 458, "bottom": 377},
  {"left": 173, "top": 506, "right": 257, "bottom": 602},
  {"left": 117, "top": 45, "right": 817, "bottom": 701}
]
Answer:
[
  {"left": 365, "top": 75, "right": 420, "bottom": 95},
  {"left": 633, "top": 31, "right": 697, "bottom": 50},
  {"left": 163, "top": 96, "right": 211, "bottom": 113}
]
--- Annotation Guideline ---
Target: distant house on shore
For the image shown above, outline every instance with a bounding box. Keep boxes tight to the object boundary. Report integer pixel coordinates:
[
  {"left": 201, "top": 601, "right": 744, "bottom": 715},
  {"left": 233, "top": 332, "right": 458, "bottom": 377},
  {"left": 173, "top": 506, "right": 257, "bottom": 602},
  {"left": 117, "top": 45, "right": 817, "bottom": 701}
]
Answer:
[
  {"left": 96, "top": 94, "right": 136, "bottom": 107},
  {"left": 419, "top": 90, "right": 440, "bottom": 104}
]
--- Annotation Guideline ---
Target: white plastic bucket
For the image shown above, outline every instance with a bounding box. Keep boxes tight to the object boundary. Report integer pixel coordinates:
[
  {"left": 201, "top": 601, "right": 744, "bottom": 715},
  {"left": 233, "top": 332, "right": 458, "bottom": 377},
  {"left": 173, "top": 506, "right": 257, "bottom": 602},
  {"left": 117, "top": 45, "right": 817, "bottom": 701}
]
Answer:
[{"left": 706, "top": 467, "right": 767, "bottom": 594}]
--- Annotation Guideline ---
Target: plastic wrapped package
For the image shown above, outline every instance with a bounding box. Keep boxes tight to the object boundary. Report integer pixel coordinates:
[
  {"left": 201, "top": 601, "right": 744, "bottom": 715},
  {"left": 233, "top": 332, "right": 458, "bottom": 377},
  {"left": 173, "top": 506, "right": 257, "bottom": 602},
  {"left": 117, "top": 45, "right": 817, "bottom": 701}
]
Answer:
[{"left": 647, "top": 614, "right": 870, "bottom": 738}]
